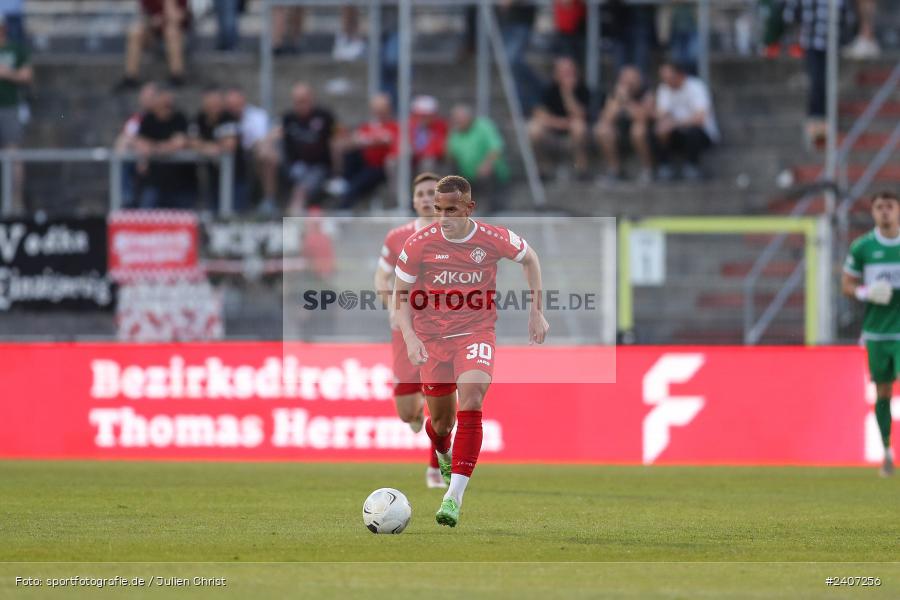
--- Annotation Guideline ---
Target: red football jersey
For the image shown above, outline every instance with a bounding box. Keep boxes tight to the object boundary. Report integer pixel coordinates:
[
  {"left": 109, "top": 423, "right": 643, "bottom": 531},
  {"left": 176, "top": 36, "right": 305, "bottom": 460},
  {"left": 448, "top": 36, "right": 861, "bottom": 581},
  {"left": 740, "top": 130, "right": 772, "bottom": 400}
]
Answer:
[
  {"left": 394, "top": 219, "right": 528, "bottom": 338},
  {"left": 378, "top": 219, "right": 424, "bottom": 276}
]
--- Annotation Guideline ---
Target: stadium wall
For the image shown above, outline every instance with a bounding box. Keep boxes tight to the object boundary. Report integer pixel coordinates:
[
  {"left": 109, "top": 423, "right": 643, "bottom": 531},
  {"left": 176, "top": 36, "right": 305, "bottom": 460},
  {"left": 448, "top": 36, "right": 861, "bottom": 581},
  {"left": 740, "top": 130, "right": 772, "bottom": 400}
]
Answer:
[{"left": 0, "top": 343, "right": 891, "bottom": 466}]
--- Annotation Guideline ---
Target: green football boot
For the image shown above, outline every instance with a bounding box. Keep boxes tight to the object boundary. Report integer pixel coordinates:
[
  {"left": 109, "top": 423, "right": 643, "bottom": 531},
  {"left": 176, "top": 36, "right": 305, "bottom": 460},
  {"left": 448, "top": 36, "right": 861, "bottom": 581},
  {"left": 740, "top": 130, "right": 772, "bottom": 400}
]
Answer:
[
  {"left": 435, "top": 497, "right": 460, "bottom": 528},
  {"left": 436, "top": 452, "right": 452, "bottom": 485}
]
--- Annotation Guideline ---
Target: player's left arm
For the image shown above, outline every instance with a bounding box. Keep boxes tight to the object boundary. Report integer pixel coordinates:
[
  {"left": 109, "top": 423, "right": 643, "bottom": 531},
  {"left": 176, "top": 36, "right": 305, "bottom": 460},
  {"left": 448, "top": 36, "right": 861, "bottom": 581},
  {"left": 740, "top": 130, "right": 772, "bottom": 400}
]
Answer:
[{"left": 519, "top": 245, "right": 549, "bottom": 344}]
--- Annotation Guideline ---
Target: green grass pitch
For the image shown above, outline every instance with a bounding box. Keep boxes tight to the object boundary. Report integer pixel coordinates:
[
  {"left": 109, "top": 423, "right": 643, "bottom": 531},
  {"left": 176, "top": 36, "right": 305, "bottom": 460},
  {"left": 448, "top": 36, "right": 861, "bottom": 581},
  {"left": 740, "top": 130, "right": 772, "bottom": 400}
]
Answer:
[{"left": 1, "top": 461, "right": 899, "bottom": 598}]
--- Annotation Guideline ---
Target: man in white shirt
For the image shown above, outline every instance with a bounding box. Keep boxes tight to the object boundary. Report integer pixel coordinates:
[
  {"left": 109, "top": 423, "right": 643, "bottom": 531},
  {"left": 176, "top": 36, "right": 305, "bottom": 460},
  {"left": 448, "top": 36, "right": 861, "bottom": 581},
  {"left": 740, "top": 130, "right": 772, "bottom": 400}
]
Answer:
[
  {"left": 654, "top": 60, "right": 719, "bottom": 181},
  {"left": 224, "top": 86, "right": 276, "bottom": 214}
]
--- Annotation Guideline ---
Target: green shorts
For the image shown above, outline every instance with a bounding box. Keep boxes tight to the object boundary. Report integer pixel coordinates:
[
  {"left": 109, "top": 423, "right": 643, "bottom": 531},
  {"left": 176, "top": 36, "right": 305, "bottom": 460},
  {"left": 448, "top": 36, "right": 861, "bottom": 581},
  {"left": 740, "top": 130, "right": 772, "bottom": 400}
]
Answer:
[{"left": 866, "top": 340, "right": 900, "bottom": 383}]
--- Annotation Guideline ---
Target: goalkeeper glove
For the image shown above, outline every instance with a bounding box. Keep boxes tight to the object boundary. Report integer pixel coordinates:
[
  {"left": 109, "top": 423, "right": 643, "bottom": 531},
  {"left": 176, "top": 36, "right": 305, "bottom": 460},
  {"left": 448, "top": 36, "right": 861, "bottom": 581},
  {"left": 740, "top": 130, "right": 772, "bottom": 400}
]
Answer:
[{"left": 856, "top": 280, "right": 893, "bottom": 305}]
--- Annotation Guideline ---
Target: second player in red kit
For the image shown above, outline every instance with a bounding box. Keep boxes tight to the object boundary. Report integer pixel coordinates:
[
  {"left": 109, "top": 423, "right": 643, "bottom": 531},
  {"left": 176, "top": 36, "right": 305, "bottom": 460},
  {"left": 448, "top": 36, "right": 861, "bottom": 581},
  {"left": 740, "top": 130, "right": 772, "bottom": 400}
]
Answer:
[{"left": 393, "top": 175, "right": 550, "bottom": 527}]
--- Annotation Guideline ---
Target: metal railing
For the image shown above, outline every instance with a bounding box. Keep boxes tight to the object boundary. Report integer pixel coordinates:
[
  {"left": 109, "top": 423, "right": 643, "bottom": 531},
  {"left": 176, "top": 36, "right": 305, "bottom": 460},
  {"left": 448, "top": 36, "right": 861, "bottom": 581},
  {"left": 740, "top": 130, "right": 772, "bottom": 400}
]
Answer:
[
  {"left": 743, "top": 61, "right": 900, "bottom": 344},
  {"left": 0, "top": 148, "right": 235, "bottom": 216}
]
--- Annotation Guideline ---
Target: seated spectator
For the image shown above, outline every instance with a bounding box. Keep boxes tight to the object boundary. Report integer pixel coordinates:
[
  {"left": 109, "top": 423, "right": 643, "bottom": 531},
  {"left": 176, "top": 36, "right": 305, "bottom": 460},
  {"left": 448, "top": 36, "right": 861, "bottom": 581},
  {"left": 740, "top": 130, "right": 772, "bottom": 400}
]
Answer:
[
  {"left": 333, "top": 6, "right": 365, "bottom": 61},
  {"left": 266, "top": 83, "right": 337, "bottom": 216},
  {"left": 135, "top": 85, "right": 196, "bottom": 208},
  {"left": 224, "top": 86, "right": 273, "bottom": 213},
  {"left": 844, "top": 0, "right": 880, "bottom": 59},
  {"left": 447, "top": 103, "right": 509, "bottom": 213},
  {"left": 385, "top": 95, "right": 448, "bottom": 204},
  {"left": 117, "top": 0, "right": 191, "bottom": 90},
  {"left": 654, "top": 60, "right": 719, "bottom": 181},
  {"left": 214, "top": 0, "right": 243, "bottom": 51},
  {"left": 273, "top": 6, "right": 304, "bottom": 55},
  {"left": 330, "top": 93, "right": 398, "bottom": 209},
  {"left": 593, "top": 65, "right": 654, "bottom": 184},
  {"left": 115, "top": 82, "right": 158, "bottom": 207},
  {"left": 0, "top": 1, "right": 25, "bottom": 48},
  {"left": 604, "top": 0, "right": 655, "bottom": 77},
  {"left": 528, "top": 56, "right": 591, "bottom": 180},
  {"left": 191, "top": 86, "right": 247, "bottom": 214}
]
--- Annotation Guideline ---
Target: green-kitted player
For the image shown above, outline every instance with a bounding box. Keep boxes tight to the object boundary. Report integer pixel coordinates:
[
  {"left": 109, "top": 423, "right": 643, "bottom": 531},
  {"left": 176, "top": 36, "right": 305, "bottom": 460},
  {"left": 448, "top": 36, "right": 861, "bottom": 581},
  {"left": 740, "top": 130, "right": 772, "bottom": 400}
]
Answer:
[{"left": 843, "top": 190, "right": 900, "bottom": 477}]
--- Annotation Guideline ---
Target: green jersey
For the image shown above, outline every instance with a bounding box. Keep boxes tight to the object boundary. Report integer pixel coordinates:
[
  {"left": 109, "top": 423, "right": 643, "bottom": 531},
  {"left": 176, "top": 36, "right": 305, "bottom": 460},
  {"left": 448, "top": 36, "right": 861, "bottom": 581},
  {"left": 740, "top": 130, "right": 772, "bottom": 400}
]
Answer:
[{"left": 844, "top": 229, "right": 900, "bottom": 340}]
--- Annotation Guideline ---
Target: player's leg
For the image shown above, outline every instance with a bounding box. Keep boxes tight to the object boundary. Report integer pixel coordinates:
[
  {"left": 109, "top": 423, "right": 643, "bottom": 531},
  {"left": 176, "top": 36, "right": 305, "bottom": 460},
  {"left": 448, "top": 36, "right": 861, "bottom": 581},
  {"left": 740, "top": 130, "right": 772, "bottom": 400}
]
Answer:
[
  {"left": 867, "top": 340, "right": 894, "bottom": 476},
  {"left": 424, "top": 389, "right": 457, "bottom": 486}
]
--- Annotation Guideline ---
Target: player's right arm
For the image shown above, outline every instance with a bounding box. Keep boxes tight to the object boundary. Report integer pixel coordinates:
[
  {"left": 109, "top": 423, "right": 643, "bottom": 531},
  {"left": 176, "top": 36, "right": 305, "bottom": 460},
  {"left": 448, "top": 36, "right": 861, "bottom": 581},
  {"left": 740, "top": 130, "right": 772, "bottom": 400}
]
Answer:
[{"left": 392, "top": 276, "right": 427, "bottom": 365}]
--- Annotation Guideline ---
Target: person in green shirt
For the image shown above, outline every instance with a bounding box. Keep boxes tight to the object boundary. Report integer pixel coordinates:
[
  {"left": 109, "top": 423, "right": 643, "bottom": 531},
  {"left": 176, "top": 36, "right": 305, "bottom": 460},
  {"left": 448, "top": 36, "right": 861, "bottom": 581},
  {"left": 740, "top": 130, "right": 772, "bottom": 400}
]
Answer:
[
  {"left": 446, "top": 104, "right": 509, "bottom": 213},
  {"left": 843, "top": 190, "right": 900, "bottom": 477}
]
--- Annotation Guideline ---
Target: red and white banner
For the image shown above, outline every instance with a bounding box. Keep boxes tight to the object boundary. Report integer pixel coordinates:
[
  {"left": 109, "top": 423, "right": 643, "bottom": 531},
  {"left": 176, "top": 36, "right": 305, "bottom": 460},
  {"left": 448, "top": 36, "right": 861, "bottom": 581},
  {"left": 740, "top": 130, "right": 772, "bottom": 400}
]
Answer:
[
  {"left": 0, "top": 343, "right": 892, "bottom": 465},
  {"left": 108, "top": 211, "right": 200, "bottom": 281}
]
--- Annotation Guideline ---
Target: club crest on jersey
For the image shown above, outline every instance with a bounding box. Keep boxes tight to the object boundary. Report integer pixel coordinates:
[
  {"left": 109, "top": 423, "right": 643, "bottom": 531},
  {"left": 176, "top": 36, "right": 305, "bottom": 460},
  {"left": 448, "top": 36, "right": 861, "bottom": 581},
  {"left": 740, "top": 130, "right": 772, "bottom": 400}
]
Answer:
[
  {"left": 470, "top": 247, "right": 486, "bottom": 264},
  {"left": 399, "top": 249, "right": 408, "bottom": 263}
]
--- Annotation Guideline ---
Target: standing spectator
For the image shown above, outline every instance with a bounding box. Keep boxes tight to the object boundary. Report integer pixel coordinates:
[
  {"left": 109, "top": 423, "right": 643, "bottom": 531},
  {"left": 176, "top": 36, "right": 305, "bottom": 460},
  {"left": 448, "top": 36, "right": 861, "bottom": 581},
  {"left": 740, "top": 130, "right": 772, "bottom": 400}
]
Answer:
[
  {"left": 191, "top": 86, "right": 246, "bottom": 213},
  {"left": 784, "top": 0, "right": 848, "bottom": 148},
  {"left": 0, "top": 1, "right": 25, "bottom": 48},
  {"left": 273, "top": 6, "right": 304, "bottom": 54},
  {"left": 527, "top": 56, "right": 591, "bottom": 180},
  {"left": 446, "top": 103, "right": 509, "bottom": 213},
  {"left": 654, "top": 60, "right": 719, "bottom": 181},
  {"left": 330, "top": 93, "right": 398, "bottom": 209},
  {"left": 664, "top": 2, "right": 698, "bottom": 74},
  {"left": 593, "top": 65, "right": 654, "bottom": 184},
  {"left": 117, "top": 0, "right": 191, "bottom": 90},
  {"left": 0, "top": 15, "right": 30, "bottom": 214},
  {"left": 552, "top": 0, "right": 586, "bottom": 62},
  {"left": 604, "top": 0, "right": 656, "bottom": 77},
  {"left": 497, "top": 0, "right": 542, "bottom": 116},
  {"left": 224, "top": 86, "right": 274, "bottom": 214},
  {"left": 214, "top": 0, "right": 242, "bottom": 51},
  {"left": 844, "top": 0, "right": 880, "bottom": 59},
  {"left": 268, "top": 83, "right": 337, "bottom": 215},
  {"left": 135, "top": 86, "right": 196, "bottom": 208},
  {"left": 115, "top": 82, "right": 158, "bottom": 207},
  {"left": 379, "top": 6, "right": 400, "bottom": 108}
]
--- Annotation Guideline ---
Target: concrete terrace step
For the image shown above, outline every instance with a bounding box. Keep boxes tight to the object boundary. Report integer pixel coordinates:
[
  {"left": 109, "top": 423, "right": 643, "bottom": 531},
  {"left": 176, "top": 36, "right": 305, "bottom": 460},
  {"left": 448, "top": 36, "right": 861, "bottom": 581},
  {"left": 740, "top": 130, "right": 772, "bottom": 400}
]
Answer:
[{"left": 720, "top": 260, "right": 798, "bottom": 278}]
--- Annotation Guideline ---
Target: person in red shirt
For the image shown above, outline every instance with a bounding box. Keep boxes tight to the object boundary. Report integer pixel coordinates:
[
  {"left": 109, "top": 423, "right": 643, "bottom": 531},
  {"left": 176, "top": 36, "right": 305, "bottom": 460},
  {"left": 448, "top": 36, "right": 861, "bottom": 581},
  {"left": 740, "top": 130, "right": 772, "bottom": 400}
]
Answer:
[
  {"left": 393, "top": 175, "right": 549, "bottom": 527},
  {"left": 117, "top": 0, "right": 191, "bottom": 90},
  {"left": 332, "top": 93, "right": 399, "bottom": 209},
  {"left": 373, "top": 172, "right": 448, "bottom": 489}
]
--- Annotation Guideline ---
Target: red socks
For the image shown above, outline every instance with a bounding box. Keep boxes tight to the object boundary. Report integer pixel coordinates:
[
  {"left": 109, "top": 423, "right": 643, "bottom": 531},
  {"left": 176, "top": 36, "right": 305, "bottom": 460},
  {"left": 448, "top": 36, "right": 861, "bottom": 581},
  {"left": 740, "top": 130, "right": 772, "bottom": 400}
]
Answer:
[
  {"left": 425, "top": 418, "right": 452, "bottom": 454},
  {"left": 429, "top": 441, "right": 440, "bottom": 468},
  {"left": 452, "top": 410, "right": 482, "bottom": 477}
]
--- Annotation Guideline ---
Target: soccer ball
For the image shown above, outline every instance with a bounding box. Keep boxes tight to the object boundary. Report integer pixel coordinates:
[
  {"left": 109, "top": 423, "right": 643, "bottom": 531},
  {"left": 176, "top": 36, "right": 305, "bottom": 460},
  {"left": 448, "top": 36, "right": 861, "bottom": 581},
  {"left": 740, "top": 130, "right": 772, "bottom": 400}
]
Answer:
[{"left": 362, "top": 488, "right": 411, "bottom": 534}]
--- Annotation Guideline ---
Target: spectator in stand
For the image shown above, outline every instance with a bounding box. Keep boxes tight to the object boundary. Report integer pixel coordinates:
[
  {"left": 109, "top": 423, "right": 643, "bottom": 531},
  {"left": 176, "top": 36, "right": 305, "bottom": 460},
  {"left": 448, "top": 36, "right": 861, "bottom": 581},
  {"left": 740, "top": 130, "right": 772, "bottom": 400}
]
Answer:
[
  {"left": 384, "top": 95, "right": 448, "bottom": 204},
  {"left": 224, "top": 85, "right": 273, "bottom": 213},
  {"left": 447, "top": 103, "right": 509, "bottom": 213},
  {"left": 528, "top": 56, "right": 591, "bottom": 181},
  {"left": 266, "top": 83, "right": 337, "bottom": 215},
  {"left": 594, "top": 65, "right": 654, "bottom": 184},
  {"left": 135, "top": 85, "right": 196, "bottom": 208},
  {"left": 273, "top": 6, "right": 304, "bottom": 55},
  {"left": 0, "top": 1, "right": 25, "bottom": 48},
  {"left": 604, "top": 0, "right": 656, "bottom": 77},
  {"left": 654, "top": 60, "right": 719, "bottom": 181},
  {"left": 214, "top": 0, "right": 243, "bottom": 51},
  {"left": 552, "top": 0, "right": 586, "bottom": 63},
  {"left": 115, "top": 82, "right": 158, "bottom": 207},
  {"left": 333, "top": 6, "right": 365, "bottom": 61},
  {"left": 497, "top": 0, "right": 542, "bottom": 116},
  {"left": 330, "top": 93, "right": 398, "bottom": 209},
  {"left": 0, "top": 14, "right": 30, "bottom": 214},
  {"left": 117, "top": 0, "right": 191, "bottom": 90},
  {"left": 660, "top": 2, "right": 698, "bottom": 74},
  {"left": 191, "top": 86, "right": 247, "bottom": 213},
  {"left": 784, "top": 0, "right": 849, "bottom": 148},
  {"left": 844, "top": 0, "right": 880, "bottom": 59}
]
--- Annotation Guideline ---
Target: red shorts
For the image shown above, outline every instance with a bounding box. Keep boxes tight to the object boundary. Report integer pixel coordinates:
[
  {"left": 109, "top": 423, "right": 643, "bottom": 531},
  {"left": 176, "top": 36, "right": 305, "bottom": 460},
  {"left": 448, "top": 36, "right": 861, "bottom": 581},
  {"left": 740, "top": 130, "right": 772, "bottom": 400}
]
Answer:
[
  {"left": 420, "top": 330, "right": 496, "bottom": 397},
  {"left": 392, "top": 328, "right": 422, "bottom": 396}
]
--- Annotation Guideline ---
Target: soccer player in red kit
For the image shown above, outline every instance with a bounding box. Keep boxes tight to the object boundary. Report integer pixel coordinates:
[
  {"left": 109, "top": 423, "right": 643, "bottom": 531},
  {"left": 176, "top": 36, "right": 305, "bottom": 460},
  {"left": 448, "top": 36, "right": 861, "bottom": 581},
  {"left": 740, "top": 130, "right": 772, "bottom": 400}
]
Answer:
[
  {"left": 373, "top": 172, "right": 449, "bottom": 488},
  {"left": 393, "top": 175, "right": 549, "bottom": 527}
]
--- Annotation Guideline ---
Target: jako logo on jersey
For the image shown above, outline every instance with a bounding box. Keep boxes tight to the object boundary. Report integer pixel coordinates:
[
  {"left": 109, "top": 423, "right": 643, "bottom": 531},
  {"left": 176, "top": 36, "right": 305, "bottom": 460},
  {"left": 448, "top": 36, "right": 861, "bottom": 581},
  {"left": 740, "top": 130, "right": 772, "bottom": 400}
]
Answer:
[
  {"left": 432, "top": 271, "right": 484, "bottom": 285},
  {"left": 470, "top": 247, "right": 486, "bottom": 263},
  {"left": 435, "top": 254, "right": 450, "bottom": 259},
  {"left": 642, "top": 353, "right": 705, "bottom": 464}
]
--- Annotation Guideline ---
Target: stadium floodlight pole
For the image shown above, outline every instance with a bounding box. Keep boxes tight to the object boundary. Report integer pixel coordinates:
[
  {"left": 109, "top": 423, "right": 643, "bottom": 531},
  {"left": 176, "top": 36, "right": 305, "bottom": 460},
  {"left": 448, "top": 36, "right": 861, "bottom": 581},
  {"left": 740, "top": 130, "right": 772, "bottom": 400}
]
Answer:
[
  {"left": 260, "top": 0, "right": 274, "bottom": 120},
  {"left": 109, "top": 153, "right": 123, "bottom": 212},
  {"left": 367, "top": 1, "right": 382, "bottom": 100},
  {"left": 585, "top": 0, "right": 600, "bottom": 94},
  {"left": 697, "top": 0, "right": 710, "bottom": 84},
  {"left": 824, "top": 0, "right": 839, "bottom": 214},
  {"left": 476, "top": 0, "right": 490, "bottom": 118},
  {"left": 219, "top": 153, "right": 235, "bottom": 217},
  {"left": 395, "top": 0, "right": 412, "bottom": 214}
]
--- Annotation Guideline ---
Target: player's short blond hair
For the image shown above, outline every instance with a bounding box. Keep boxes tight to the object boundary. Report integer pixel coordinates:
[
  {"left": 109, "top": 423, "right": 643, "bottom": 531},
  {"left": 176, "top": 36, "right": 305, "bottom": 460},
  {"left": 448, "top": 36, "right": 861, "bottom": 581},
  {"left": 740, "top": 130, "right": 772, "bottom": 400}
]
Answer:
[{"left": 436, "top": 175, "right": 471, "bottom": 201}]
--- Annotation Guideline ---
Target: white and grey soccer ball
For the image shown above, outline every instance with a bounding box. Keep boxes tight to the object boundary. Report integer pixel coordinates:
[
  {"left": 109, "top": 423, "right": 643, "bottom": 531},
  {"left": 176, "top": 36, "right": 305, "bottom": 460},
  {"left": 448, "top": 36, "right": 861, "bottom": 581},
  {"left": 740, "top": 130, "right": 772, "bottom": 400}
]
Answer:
[{"left": 362, "top": 488, "right": 411, "bottom": 534}]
